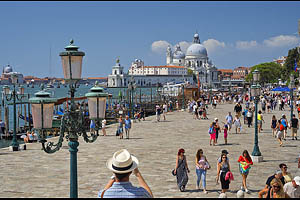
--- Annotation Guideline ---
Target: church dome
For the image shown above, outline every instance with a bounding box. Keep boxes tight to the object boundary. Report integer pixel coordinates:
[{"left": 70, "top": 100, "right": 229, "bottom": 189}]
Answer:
[
  {"left": 186, "top": 43, "right": 207, "bottom": 58},
  {"left": 173, "top": 51, "right": 185, "bottom": 59},
  {"left": 4, "top": 65, "right": 13, "bottom": 73},
  {"left": 173, "top": 44, "right": 185, "bottom": 59}
]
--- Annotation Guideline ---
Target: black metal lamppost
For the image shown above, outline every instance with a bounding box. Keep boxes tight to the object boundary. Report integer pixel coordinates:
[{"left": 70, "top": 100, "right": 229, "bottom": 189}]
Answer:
[
  {"left": 3, "top": 75, "right": 26, "bottom": 151},
  {"left": 250, "top": 69, "right": 263, "bottom": 162}
]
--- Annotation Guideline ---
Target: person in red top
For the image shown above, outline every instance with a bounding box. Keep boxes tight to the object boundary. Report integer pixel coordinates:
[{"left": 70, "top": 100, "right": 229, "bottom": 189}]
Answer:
[{"left": 237, "top": 150, "right": 253, "bottom": 193}]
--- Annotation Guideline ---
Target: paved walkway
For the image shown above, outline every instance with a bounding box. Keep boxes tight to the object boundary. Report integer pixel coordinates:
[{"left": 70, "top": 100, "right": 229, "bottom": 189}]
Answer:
[{"left": 0, "top": 102, "right": 300, "bottom": 198}]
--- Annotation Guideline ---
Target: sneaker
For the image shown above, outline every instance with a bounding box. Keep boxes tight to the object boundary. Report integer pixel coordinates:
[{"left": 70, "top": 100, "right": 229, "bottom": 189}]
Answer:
[
  {"left": 245, "top": 189, "right": 250, "bottom": 193},
  {"left": 296, "top": 137, "right": 298, "bottom": 140},
  {"left": 203, "top": 190, "right": 208, "bottom": 194},
  {"left": 241, "top": 186, "right": 244, "bottom": 191}
]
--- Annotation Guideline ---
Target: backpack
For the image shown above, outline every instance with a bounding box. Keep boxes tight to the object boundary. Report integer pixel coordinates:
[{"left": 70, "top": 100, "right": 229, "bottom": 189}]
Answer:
[
  {"left": 208, "top": 127, "right": 213, "bottom": 134},
  {"left": 279, "top": 124, "right": 284, "bottom": 131}
]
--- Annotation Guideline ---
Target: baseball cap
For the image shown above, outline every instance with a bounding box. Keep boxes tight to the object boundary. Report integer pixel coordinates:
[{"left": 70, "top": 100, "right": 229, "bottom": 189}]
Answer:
[
  {"left": 222, "top": 150, "right": 229, "bottom": 154},
  {"left": 215, "top": 118, "right": 218, "bottom": 121},
  {"left": 293, "top": 176, "right": 300, "bottom": 186}
]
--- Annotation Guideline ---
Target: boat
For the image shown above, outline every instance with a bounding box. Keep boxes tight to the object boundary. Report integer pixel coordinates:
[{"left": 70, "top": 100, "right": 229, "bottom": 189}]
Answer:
[
  {"left": 46, "top": 83, "right": 54, "bottom": 88},
  {"left": 85, "top": 83, "right": 89, "bottom": 86}
]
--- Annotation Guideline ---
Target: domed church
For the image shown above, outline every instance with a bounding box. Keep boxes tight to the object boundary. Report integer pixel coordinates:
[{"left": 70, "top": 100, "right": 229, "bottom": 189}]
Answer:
[{"left": 166, "top": 33, "right": 220, "bottom": 88}]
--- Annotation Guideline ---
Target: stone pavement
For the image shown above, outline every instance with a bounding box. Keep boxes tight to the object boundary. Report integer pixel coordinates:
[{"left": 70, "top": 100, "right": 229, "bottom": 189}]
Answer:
[{"left": 0, "top": 103, "right": 300, "bottom": 198}]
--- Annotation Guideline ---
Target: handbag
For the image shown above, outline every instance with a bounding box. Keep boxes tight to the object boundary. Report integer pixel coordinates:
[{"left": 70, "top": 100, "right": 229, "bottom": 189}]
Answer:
[
  {"left": 204, "top": 162, "right": 210, "bottom": 170},
  {"left": 171, "top": 169, "right": 176, "bottom": 176},
  {"left": 116, "top": 129, "right": 120, "bottom": 136}
]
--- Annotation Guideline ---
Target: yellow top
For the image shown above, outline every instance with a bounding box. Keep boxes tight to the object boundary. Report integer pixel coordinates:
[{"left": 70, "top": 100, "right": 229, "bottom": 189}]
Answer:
[{"left": 257, "top": 114, "right": 262, "bottom": 121}]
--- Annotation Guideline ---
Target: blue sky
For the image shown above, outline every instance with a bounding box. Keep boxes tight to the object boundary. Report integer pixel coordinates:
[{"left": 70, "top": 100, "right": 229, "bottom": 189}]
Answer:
[{"left": 0, "top": 1, "right": 300, "bottom": 78}]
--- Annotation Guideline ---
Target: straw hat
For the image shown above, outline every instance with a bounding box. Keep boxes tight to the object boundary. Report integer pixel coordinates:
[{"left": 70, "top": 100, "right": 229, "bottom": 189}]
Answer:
[{"left": 106, "top": 149, "right": 139, "bottom": 174}]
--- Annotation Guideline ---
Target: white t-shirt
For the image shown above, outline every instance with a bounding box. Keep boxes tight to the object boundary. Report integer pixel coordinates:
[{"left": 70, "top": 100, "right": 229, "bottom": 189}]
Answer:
[
  {"left": 283, "top": 182, "right": 300, "bottom": 198},
  {"left": 102, "top": 119, "right": 106, "bottom": 128},
  {"left": 193, "top": 105, "right": 198, "bottom": 112},
  {"left": 163, "top": 104, "right": 167, "bottom": 112}
]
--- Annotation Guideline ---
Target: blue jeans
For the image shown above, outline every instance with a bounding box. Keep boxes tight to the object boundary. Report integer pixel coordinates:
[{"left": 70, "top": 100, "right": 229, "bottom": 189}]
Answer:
[{"left": 196, "top": 168, "right": 206, "bottom": 189}]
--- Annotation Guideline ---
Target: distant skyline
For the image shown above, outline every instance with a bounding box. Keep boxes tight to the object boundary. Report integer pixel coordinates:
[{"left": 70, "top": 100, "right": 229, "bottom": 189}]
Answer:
[{"left": 0, "top": 1, "right": 300, "bottom": 78}]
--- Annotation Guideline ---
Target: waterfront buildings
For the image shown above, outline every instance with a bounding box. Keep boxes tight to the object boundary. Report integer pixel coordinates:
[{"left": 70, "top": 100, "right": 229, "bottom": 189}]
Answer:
[
  {"left": 0, "top": 65, "right": 24, "bottom": 84},
  {"left": 108, "top": 58, "right": 192, "bottom": 87}
]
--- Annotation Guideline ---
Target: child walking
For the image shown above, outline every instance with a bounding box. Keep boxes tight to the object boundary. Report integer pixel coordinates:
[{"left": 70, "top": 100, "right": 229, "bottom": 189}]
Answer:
[{"left": 223, "top": 124, "right": 228, "bottom": 145}]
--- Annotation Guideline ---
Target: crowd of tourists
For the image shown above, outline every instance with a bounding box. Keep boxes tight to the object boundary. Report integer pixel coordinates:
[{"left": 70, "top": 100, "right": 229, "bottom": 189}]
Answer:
[{"left": 95, "top": 89, "right": 300, "bottom": 198}]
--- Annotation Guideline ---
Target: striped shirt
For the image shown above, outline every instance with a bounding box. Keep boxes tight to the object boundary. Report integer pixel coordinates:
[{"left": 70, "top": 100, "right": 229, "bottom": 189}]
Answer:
[{"left": 98, "top": 182, "right": 152, "bottom": 198}]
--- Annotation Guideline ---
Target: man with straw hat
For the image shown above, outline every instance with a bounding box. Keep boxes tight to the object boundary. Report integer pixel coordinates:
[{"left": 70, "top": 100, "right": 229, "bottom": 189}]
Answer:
[{"left": 98, "top": 149, "right": 153, "bottom": 198}]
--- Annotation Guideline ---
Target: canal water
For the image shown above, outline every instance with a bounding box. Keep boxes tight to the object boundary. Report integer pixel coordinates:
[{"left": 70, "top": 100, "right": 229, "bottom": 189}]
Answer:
[{"left": 0, "top": 85, "right": 160, "bottom": 148}]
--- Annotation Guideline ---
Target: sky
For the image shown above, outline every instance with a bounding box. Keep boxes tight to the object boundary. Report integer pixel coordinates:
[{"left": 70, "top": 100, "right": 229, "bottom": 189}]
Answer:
[{"left": 0, "top": 1, "right": 300, "bottom": 78}]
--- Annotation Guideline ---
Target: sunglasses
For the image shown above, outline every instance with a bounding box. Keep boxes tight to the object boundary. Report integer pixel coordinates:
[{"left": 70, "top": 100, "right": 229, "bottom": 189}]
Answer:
[
  {"left": 272, "top": 185, "right": 280, "bottom": 188},
  {"left": 222, "top": 157, "right": 227, "bottom": 159}
]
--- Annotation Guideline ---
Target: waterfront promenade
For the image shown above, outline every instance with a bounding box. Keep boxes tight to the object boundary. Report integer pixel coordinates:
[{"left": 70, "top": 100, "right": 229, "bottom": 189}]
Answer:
[{"left": 0, "top": 102, "right": 299, "bottom": 198}]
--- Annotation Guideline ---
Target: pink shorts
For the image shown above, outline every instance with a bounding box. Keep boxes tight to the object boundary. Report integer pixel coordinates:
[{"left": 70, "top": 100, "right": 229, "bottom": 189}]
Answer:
[{"left": 224, "top": 133, "right": 228, "bottom": 138}]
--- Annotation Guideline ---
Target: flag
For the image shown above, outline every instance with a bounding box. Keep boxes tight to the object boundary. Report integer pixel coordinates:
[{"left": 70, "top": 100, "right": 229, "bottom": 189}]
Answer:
[{"left": 295, "top": 59, "right": 298, "bottom": 72}]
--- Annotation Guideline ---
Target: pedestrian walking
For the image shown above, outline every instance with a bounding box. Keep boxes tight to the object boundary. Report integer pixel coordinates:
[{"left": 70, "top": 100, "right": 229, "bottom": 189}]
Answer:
[
  {"left": 234, "top": 102, "right": 243, "bottom": 118},
  {"left": 233, "top": 114, "right": 242, "bottom": 134},
  {"left": 124, "top": 115, "right": 132, "bottom": 139},
  {"left": 98, "top": 149, "right": 153, "bottom": 198},
  {"left": 156, "top": 105, "right": 161, "bottom": 122},
  {"left": 271, "top": 115, "right": 277, "bottom": 137},
  {"left": 225, "top": 112, "right": 233, "bottom": 132},
  {"left": 290, "top": 114, "right": 298, "bottom": 140},
  {"left": 117, "top": 116, "right": 124, "bottom": 139},
  {"left": 223, "top": 124, "right": 228, "bottom": 145},
  {"left": 90, "top": 119, "right": 96, "bottom": 135},
  {"left": 216, "top": 152, "right": 231, "bottom": 195},
  {"left": 193, "top": 103, "right": 198, "bottom": 120},
  {"left": 208, "top": 122, "right": 216, "bottom": 146},
  {"left": 195, "top": 149, "right": 210, "bottom": 194},
  {"left": 275, "top": 120, "right": 284, "bottom": 147},
  {"left": 280, "top": 114, "right": 288, "bottom": 140},
  {"left": 257, "top": 110, "right": 264, "bottom": 133},
  {"left": 246, "top": 108, "right": 253, "bottom": 128},
  {"left": 174, "top": 148, "right": 190, "bottom": 192},
  {"left": 237, "top": 150, "right": 253, "bottom": 193},
  {"left": 214, "top": 118, "right": 220, "bottom": 143},
  {"left": 162, "top": 103, "right": 168, "bottom": 121}
]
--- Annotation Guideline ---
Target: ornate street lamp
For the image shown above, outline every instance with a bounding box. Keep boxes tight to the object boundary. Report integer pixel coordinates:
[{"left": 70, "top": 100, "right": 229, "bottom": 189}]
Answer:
[
  {"left": 251, "top": 69, "right": 263, "bottom": 162},
  {"left": 128, "top": 76, "right": 136, "bottom": 118},
  {"left": 289, "top": 74, "right": 295, "bottom": 121},
  {"left": 3, "top": 74, "right": 27, "bottom": 151},
  {"left": 181, "top": 84, "right": 185, "bottom": 110},
  {"left": 29, "top": 40, "right": 108, "bottom": 198}
]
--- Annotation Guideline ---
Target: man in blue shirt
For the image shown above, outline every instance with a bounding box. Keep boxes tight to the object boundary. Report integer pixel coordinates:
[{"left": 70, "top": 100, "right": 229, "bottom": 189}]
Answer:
[
  {"left": 98, "top": 149, "right": 153, "bottom": 198},
  {"left": 124, "top": 115, "right": 132, "bottom": 139},
  {"left": 225, "top": 112, "right": 233, "bottom": 131}
]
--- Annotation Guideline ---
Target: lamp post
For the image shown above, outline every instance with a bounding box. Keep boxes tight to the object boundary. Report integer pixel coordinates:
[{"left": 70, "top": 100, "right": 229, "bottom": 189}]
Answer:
[
  {"left": 250, "top": 69, "right": 263, "bottom": 162},
  {"left": 181, "top": 84, "right": 185, "bottom": 110},
  {"left": 3, "top": 74, "right": 26, "bottom": 151},
  {"left": 29, "top": 40, "right": 108, "bottom": 198},
  {"left": 128, "top": 76, "right": 136, "bottom": 118},
  {"left": 289, "top": 74, "right": 295, "bottom": 121}
]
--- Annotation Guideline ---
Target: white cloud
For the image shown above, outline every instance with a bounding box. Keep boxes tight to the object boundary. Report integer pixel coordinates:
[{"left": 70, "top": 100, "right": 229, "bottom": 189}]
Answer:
[
  {"left": 203, "top": 39, "right": 226, "bottom": 52},
  {"left": 151, "top": 40, "right": 171, "bottom": 54},
  {"left": 236, "top": 40, "right": 258, "bottom": 50},
  {"left": 263, "top": 35, "right": 300, "bottom": 47},
  {"left": 178, "top": 41, "right": 192, "bottom": 52}
]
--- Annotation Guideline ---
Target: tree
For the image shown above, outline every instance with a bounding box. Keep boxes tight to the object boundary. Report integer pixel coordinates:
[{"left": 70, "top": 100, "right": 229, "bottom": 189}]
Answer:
[
  {"left": 282, "top": 47, "right": 300, "bottom": 81},
  {"left": 245, "top": 62, "right": 283, "bottom": 85},
  {"left": 187, "top": 68, "right": 193, "bottom": 75}
]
